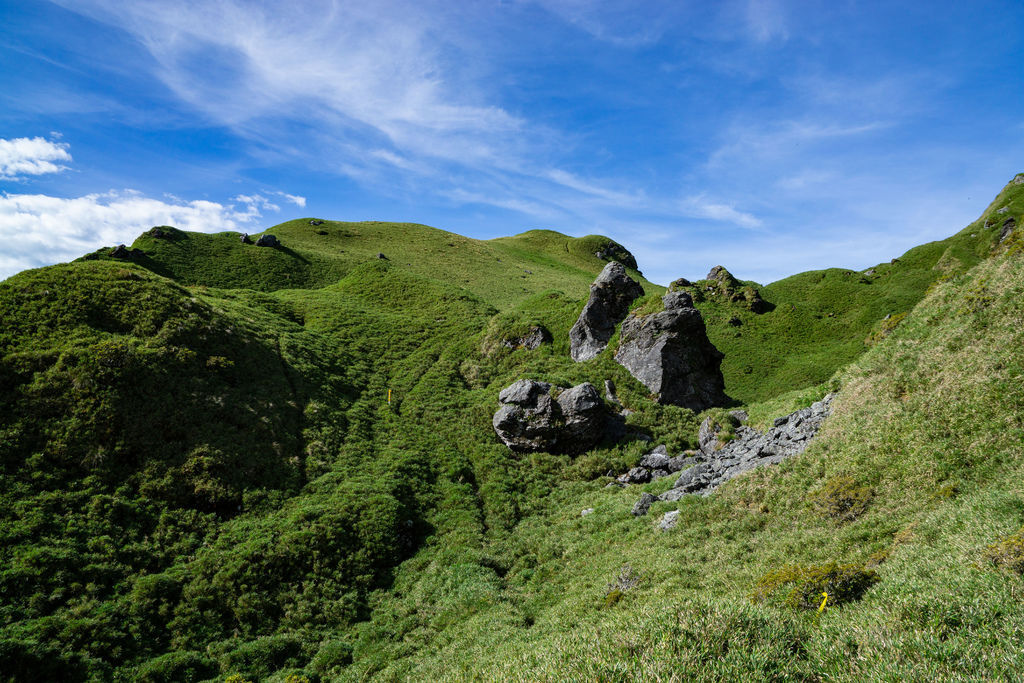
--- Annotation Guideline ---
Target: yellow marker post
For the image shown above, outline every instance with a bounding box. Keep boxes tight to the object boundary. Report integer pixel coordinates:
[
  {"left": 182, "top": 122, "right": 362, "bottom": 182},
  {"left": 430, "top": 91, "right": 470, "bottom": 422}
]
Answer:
[
  {"left": 818, "top": 591, "right": 828, "bottom": 612},
  {"left": 388, "top": 389, "right": 392, "bottom": 404}
]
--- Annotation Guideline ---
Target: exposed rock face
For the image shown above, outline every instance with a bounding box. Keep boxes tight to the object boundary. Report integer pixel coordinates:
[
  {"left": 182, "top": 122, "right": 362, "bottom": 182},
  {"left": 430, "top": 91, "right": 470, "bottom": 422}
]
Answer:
[
  {"left": 614, "top": 290, "right": 728, "bottom": 411},
  {"left": 657, "top": 510, "right": 680, "bottom": 531},
  {"left": 110, "top": 244, "right": 143, "bottom": 260},
  {"left": 631, "top": 493, "right": 656, "bottom": 517},
  {"left": 594, "top": 240, "right": 638, "bottom": 270},
  {"left": 701, "top": 265, "right": 771, "bottom": 313},
  {"left": 1014, "top": 173, "right": 1024, "bottom": 185},
  {"left": 492, "top": 379, "right": 609, "bottom": 453},
  {"left": 654, "top": 394, "right": 836, "bottom": 503},
  {"left": 501, "top": 325, "right": 550, "bottom": 351},
  {"left": 240, "top": 233, "right": 252, "bottom": 244},
  {"left": 1000, "top": 217, "right": 1016, "bottom": 243},
  {"left": 255, "top": 234, "right": 280, "bottom": 247},
  {"left": 569, "top": 262, "right": 645, "bottom": 362},
  {"left": 613, "top": 444, "right": 696, "bottom": 485}
]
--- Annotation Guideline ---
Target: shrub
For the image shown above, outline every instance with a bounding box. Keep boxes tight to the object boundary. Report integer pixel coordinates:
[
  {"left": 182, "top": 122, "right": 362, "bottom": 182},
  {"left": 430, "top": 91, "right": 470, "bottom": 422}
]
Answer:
[
  {"left": 751, "top": 562, "right": 879, "bottom": 610},
  {"left": 310, "top": 639, "right": 353, "bottom": 676},
  {"left": 810, "top": 476, "right": 873, "bottom": 522},
  {"left": 984, "top": 527, "right": 1024, "bottom": 574},
  {"left": 604, "top": 564, "right": 641, "bottom": 608},
  {"left": 135, "top": 650, "right": 218, "bottom": 683}
]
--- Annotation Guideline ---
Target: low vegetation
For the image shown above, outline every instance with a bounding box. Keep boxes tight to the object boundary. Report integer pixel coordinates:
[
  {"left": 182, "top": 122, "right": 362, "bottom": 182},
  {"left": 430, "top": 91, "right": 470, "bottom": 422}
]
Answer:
[{"left": 0, "top": 177, "right": 1022, "bottom": 680}]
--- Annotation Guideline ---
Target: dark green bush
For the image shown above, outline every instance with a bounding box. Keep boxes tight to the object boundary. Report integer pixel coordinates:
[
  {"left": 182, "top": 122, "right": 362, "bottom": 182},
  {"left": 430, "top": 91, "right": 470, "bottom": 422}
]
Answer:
[
  {"left": 751, "top": 562, "right": 879, "bottom": 610},
  {"left": 810, "top": 476, "right": 874, "bottom": 522},
  {"left": 135, "top": 650, "right": 218, "bottom": 683},
  {"left": 219, "top": 634, "right": 304, "bottom": 680},
  {"left": 984, "top": 527, "right": 1024, "bottom": 574}
]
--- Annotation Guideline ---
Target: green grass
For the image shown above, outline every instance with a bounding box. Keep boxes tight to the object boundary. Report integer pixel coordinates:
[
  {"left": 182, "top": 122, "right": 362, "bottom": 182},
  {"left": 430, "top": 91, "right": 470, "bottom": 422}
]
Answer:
[{"left": 1, "top": 176, "right": 1023, "bottom": 680}]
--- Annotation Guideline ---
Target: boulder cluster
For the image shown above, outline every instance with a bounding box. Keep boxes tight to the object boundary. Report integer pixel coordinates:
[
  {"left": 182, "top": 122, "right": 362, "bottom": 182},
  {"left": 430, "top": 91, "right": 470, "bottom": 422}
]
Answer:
[
  {"left": 494, "top": 260, "right": 733, "bottom": 453},
  {"left": 625, "top": 394, "right": 836, "bottom": 513},
  {"left": 491, "top": 379, "right": 613, "bottom": 454},
  {"left": 568, "top": 261, "right": 728, "bottom": 413}
]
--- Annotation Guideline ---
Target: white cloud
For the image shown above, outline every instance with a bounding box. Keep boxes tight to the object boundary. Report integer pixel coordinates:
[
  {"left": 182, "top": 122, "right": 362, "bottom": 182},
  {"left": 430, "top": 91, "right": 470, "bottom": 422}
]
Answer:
[
  {"left": 0, "top": 137, "right": 72, "bottom": 179},
  {"left": 0, "top": 190, "right": 269, "bottom": 280},
  {"left": 278, "top": 192, "right": 306, "bottom": 208},
  {"left": 233, "top": 193, "right": 280, "bottom": 217}
]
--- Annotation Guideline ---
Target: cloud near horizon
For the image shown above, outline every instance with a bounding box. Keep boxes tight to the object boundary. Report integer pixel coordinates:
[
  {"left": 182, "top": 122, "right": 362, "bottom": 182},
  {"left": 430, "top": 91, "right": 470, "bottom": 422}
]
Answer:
[{"left": 0, "top": 189, "right": 280, "bottom": 281}]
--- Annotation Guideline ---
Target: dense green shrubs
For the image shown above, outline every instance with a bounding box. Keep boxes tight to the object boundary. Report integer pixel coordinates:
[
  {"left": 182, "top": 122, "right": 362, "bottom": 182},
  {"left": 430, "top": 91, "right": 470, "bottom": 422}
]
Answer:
[{"left": 751, "top": 562, "right": 880, "bottom": 610}]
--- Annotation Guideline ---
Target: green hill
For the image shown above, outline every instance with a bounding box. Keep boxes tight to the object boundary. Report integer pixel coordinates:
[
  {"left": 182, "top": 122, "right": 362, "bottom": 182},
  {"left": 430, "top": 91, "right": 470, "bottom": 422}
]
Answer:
[{"left": 0, "top": 176, "right": 1022, "bottom": 680}]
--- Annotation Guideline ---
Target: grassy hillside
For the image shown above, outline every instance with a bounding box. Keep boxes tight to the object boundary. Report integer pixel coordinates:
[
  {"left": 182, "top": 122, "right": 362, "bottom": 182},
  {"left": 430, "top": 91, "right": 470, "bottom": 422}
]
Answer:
[
  {"left": 98, "top": 222, "right": 655, "bottom": 310},
  {"left": 355, "top": 212, "right": 1024, "bottom": 681},
  {"left": 682, "top": 176, "right": 1024, "bottom": 403},
  {"left": 0, "top": 176, "right": 1022, "bottom": 680}
]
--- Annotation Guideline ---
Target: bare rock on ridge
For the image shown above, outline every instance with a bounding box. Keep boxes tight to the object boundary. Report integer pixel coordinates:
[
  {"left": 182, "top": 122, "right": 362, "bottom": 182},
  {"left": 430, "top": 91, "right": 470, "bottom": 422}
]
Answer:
[
  {"left": 614, "top": 290, "right": 728, "bottom": 412},
  {"left": 569, "top": 262, "right": 644, "bottom": 362}
]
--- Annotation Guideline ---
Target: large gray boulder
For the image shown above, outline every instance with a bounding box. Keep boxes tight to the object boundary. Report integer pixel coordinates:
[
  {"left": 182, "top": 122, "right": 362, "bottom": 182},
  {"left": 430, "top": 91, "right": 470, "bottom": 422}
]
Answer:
[
  {"left": 569, "top": 262, "right": 644, "bottom": 362},
  {"left": 492, "top": 379, "right": 609, "bottom": 453},
  {"left": 614, "top": 290, "right": 727, "bottom": 411}
]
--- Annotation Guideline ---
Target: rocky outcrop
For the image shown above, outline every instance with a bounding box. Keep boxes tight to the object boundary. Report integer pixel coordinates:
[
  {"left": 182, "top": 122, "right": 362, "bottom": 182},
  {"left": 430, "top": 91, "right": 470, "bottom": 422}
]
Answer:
[
  {"left": 594, "top": 240, "right": 638, "bottom": 270},
  {"left": 492, "top": 379, "right": 610, "bottom": 453},
  {"left": 657, "top": 510, "right": 680, "bottom": 531},
  {"left": 614, "top": 444, "right": 698, "bottom": 485},
  {"left": 110, "top": 244, "right": 143, "bottom": 260},
  {"left": 146, "top": 226, "right": 172, "bottom": 239},
  {"left": 651, "top": 394, "right": 836, "bottom": 504},
  {"left": 240, "top": 233, "right": 252, "bottom": 244},
  {"left": 255, "top": 234, "right": 280, "bottom": 247},
  {"left": 701, "top": 265, "right": 771, "bottom": 313},
  {"left": 631, "top": 493, "right": 656, "bottom": 517},
  {"left": 614, "top": 290, "right": 728, "bottom": 411},
  {"left": 1013, "top": 173, "right": 1024, "bottom": 185},
  {"left": 1000, "top": 217, "right": 1016, "bottom": 243},
  {"left": 569, "top": 262, "right": 644, "bottom": 362},
  {"left": 501, "top": 325, "right": 550, "bottom": 351}
]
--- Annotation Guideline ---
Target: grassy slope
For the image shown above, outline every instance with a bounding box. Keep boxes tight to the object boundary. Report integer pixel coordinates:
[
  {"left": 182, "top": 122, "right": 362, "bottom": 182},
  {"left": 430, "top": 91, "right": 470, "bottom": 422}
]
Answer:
[
  {"left": 380, "top": 220, "right": 1024, "bottom": 682},
  {"left": 0, "top": 178, "right": 1022, "bottom": 680},
  {"left": 687, "top": 178, "right": 1024, "bottom": 403},
  {"left": 113, "top": 222, "right": 656, "bottom": 310}
]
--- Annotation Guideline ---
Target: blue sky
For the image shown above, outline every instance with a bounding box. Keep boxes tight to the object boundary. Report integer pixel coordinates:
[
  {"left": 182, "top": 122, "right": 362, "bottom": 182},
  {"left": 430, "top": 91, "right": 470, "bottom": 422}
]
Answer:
[{"left": 2, "top": 0, "right": 1023, "bottom": 284}]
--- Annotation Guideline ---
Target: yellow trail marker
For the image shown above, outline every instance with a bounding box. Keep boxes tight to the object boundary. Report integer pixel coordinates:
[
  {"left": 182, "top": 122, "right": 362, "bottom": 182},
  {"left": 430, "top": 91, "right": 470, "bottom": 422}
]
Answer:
[
  {"left": 818, "top": 592, "right": 828, "bottom": 612},
  {"left": 388, "top": 389, "right": 392, "bottom": 404}
]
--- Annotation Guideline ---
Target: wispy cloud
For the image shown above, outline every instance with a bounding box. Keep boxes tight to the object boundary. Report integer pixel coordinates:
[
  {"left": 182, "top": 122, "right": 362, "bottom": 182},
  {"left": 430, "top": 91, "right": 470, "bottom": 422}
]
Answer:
[
  {"left": 744, "top": 0, "right": 789, "bottom": 43},
  {"left": 680, "top": 195, "right": 763, "bottom": 229},
  {"left": 0, "top": 136, "right": 72, "bottom": 179}
]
